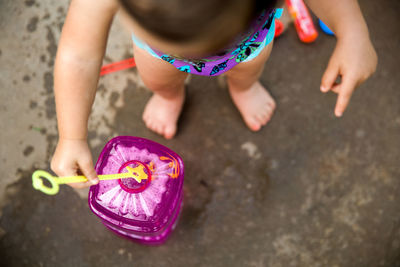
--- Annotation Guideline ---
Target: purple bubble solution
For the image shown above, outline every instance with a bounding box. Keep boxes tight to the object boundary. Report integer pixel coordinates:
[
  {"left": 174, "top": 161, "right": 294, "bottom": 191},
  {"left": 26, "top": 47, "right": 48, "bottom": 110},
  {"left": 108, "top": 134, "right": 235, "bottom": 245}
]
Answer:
[{"left": 88, "top": 136, "right": 184, "bottom": 245}]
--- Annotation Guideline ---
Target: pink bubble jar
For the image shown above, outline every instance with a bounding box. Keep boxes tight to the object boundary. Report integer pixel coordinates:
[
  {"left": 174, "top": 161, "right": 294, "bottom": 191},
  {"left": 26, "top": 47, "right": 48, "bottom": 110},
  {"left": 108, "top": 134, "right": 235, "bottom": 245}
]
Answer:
[{"left": 88, "top": 136, "right": 184, "bottom": 245}]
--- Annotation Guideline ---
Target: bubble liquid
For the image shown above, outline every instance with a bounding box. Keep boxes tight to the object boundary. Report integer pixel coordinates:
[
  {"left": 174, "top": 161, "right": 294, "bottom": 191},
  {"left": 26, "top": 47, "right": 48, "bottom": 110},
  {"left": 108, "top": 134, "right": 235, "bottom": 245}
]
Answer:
[{"left": 88, "top": 136, "right": 184, "bottom": 245}]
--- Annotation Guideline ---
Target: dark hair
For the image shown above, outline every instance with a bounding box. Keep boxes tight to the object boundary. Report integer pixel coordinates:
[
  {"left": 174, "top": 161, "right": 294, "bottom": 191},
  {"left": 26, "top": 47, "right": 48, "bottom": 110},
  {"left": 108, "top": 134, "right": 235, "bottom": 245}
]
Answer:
[{"left": 119, "top": 0, "right": 278, "bottom": 44}]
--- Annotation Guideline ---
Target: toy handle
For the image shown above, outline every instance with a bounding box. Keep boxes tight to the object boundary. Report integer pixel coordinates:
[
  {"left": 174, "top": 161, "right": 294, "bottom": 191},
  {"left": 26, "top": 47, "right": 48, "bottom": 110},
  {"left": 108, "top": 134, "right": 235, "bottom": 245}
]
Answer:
[
  {"left": 32, "top": 170, "right": 88, "bottom": 195},
  {"left": 32, "top": 166, "right": 149, "bottom": 195},
  {"left": 32, "top": 170, "right": 61, "bottom": 195}
]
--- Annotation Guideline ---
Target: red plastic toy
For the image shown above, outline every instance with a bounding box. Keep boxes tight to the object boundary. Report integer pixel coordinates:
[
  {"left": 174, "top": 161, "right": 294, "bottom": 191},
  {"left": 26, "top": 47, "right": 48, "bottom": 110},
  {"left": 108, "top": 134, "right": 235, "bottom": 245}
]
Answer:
[
  {"left": 274, "top": 19, "right": 284, "bottom": 38},
  {"left": 100, "top": 57, "right": 136, "bottom": 76},
  {"left": 285, "top": 0, "right": 318, "bottom": 43}
]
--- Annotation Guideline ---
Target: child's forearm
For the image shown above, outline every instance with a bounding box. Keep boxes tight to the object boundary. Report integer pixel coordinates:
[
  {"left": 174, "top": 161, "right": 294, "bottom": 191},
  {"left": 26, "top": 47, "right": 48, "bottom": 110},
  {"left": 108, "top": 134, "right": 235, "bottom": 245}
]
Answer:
[
  {"left": 54, "top": 54, "right": 102, "bottom": 140},
  {"left": 53, "top": 0, "right": 118, "bottom": 140},
  {"left": 304, "top": 0, "right": 370, "bottom": 40}
]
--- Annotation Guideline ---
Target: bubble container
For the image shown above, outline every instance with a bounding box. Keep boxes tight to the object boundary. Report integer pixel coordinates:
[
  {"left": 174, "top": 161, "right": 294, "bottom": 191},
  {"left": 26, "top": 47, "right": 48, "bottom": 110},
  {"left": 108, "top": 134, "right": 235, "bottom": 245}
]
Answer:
[{"left": 88, "top": 136, "right": 184, "bottom": 245}]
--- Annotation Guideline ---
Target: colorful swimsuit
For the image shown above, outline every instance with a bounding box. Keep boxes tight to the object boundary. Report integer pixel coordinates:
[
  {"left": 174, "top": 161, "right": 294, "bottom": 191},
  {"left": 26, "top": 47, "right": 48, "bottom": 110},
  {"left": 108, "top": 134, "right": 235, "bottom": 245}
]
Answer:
[{"left": 132, "top": 8, "right": 283, "bottom": 77}]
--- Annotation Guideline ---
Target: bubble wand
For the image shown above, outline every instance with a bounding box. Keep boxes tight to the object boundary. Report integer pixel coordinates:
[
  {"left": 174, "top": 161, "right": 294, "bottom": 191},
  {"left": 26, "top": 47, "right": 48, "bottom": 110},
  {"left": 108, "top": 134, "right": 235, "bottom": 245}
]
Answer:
[{"left": 32, "top": 164, "right": 149, "bottom": 196}]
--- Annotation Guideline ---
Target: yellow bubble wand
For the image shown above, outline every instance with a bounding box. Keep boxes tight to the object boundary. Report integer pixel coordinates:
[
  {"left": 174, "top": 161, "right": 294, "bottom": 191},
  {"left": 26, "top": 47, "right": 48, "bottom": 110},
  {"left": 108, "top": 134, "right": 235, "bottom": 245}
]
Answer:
[{"left": 32, "top": 165, "right": 149, "bottom": 196}]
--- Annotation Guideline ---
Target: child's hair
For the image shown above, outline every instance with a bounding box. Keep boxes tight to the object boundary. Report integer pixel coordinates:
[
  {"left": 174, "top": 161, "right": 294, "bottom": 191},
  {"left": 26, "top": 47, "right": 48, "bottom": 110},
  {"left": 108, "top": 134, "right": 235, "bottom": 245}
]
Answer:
[{"left": 119, "top": 0, "right": 277, "bottom": 46}]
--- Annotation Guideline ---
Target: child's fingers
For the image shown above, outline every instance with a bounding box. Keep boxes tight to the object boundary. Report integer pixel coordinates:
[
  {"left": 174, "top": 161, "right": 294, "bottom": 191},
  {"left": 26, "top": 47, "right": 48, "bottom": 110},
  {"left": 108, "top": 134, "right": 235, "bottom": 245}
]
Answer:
[
  {"left": 334, "top": 75, "right": 358, "bottom": 117},
  {"left": 79, "top": 159, "right": 99, "bottom": 185},
  {"left": 320, "top": 60, "right": 339, "bottom": 93},
  {"left": 51, "top": 159, "right": 76, "bottom": 180},
  {"left": 330, "top": 85, "right": 340, "bottom": 94},
  {"left": 69, "top": 180, "right": 93, "bottom": 189},
  {"left": 51, "top": 162, "right": 86, "bottom": 188}
]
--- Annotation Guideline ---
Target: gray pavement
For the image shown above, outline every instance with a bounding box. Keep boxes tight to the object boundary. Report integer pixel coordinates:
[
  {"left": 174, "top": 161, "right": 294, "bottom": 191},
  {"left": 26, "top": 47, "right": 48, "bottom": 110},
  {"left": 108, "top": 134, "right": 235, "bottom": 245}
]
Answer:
[{"left": 1, "top": 0, "right": 400, "bottom": 266}]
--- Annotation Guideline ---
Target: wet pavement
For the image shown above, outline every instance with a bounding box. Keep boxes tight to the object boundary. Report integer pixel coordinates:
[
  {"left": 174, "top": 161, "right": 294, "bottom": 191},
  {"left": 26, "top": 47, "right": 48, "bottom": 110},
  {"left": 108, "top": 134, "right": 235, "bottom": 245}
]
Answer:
[{"left": 1, "top": 0, "right": 400, "bottom": 266}]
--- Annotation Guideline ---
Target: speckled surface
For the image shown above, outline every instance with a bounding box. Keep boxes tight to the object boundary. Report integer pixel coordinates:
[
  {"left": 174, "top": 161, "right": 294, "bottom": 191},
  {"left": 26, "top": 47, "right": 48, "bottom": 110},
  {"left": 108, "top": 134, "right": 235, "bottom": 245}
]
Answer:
[{"left": 1, "top": 0, "right": 400, "bottom": 266}]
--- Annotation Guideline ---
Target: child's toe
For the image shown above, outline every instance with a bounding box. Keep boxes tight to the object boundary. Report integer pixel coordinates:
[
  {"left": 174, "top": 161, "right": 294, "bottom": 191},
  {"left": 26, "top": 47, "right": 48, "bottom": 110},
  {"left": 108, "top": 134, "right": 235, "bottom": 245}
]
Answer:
[
  {"left": 164, "top": 125, "right": 176, "bottom": 139},
  {"left": 257, "top": 114, "right": 268, "bottom": 126},
  {"left": 246, "top": 116, "right": 261, "bottom": 131}
]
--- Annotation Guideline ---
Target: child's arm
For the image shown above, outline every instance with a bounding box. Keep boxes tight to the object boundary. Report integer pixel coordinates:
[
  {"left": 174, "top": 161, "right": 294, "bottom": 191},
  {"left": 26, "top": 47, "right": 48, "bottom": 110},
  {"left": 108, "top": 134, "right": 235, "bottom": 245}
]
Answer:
[
  {"left": 304, "top": 0, "right": 377, "bottom": 117},
  {"left": 51, "top": 0, "right": 118, "bottom": 188}
]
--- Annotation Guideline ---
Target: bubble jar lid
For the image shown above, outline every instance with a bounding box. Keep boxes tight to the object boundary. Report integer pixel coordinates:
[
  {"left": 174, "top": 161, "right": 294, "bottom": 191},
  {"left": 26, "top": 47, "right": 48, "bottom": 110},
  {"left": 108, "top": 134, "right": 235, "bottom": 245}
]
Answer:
[{"left": 88, "top": 136, "right": 184, "bottom": 244}]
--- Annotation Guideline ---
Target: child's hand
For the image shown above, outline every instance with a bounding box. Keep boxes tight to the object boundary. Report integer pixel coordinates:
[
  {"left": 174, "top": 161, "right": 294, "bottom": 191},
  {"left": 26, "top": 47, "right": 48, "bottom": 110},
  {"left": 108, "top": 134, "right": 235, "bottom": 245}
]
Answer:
[
  {"left": 51, "top": 138, "right": 99, "bottom": 188},
  {"left": 320, "top": 33, "right": 377, "bottom": 117}
]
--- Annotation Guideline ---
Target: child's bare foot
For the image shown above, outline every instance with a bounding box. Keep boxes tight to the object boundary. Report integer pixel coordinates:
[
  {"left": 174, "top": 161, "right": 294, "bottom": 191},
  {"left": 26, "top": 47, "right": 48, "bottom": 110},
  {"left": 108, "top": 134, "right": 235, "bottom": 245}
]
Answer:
[
  {"left": 228, "top": 81, "right": 276, "bottom": 131},
  {"left": 142, "top": 88, "right": 185, "bottom": 139}
]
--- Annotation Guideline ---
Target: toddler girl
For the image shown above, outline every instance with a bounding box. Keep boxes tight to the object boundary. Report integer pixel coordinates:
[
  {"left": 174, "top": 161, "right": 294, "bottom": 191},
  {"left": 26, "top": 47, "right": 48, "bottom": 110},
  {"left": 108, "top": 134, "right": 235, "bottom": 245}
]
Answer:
[{"left": 51, "top": 0, "right": 377, "bottom": 187}]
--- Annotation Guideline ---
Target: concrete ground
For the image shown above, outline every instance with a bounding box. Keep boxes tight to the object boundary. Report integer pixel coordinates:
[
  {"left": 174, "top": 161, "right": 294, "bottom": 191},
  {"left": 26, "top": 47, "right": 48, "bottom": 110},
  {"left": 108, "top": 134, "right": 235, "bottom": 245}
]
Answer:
[{"left": 0, "top": 0, "right": 399, "bottom": 266}]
